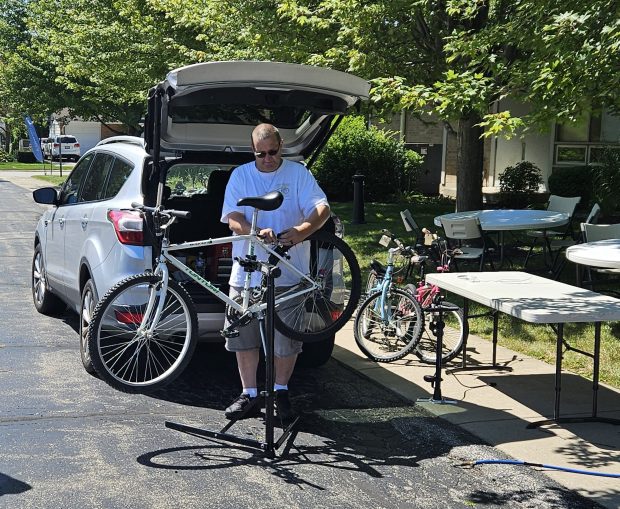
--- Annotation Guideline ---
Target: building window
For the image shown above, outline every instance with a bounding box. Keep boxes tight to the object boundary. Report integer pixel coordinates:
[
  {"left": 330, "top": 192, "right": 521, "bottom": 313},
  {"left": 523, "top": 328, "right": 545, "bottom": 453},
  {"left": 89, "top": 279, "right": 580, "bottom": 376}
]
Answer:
[{"left": 554, "top": 110, "right": 620, "bottom": 165}]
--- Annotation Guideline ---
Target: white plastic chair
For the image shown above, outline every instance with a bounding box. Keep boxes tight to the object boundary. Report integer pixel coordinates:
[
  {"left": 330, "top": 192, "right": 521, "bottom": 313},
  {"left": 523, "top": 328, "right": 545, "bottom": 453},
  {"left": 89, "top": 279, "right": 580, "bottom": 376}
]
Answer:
[
  {"left": 440, "top": 216, "right": 495, "bottom": 271},
  {"left": 524, "top": 195, "right": 581, "bottom": 269},
  {"left": 549, "top": 202, "right": 601, "bottom": 278}
]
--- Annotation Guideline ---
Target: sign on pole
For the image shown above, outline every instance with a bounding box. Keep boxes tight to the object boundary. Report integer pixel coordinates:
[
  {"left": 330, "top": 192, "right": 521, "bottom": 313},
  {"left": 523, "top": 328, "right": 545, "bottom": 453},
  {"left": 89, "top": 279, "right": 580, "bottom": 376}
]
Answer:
[{"left": 24, "top": 116, "right": 44, "bottom": 163}]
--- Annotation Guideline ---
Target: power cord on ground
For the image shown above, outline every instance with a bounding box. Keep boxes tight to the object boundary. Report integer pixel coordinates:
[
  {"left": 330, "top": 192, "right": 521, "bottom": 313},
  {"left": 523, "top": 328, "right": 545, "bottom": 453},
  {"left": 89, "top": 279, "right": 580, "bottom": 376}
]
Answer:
[{"left": 457, "top": 458, "right": 620, "bottom": 478}]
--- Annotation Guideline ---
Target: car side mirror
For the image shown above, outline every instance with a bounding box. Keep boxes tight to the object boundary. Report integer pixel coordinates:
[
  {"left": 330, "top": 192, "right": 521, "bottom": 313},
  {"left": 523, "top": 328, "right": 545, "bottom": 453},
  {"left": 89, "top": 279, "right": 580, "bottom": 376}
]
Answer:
[{"left": 32, "top": 187, "right": 59, "bottom": 205}]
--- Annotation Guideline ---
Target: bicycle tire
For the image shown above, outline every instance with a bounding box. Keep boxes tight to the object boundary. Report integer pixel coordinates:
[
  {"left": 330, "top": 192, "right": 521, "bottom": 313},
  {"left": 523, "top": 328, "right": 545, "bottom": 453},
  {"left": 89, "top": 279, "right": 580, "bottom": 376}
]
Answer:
[
  {"left": 415, "top": 302, "right": 466, "bottom": 364},
  {"left": 88, "top": 273, "right": 198, "bottom": 393},
  {"left": 353, "top": 287, "right": 423, "bottom": 362},
  {"left": 365, "top": 269, "right": 381, "bottom": 296},
  {"left": 273, "top": 231, "right": 361, "bottom": 343}
]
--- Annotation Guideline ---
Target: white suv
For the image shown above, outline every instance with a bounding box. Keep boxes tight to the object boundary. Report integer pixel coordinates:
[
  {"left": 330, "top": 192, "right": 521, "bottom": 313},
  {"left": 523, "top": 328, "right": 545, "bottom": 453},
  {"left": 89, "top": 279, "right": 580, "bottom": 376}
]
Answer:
[
  {"left": 49, "top": 135, "right": 81, "bottom": 161},
  {"left": 31, "top": 61, "right": 369, "bottom": 373}
]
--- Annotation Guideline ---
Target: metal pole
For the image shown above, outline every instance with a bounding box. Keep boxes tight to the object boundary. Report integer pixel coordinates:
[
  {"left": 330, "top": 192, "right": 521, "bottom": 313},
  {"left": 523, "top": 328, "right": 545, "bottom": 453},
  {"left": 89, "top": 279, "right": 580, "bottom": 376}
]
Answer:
[{"left": 352, "top": 174, "right": 366, "bottom": 224}]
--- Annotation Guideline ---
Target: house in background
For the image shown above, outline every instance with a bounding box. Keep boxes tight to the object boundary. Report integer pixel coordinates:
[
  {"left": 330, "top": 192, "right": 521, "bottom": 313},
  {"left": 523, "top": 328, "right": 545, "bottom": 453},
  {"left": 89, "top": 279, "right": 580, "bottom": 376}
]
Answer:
[
  {"left": 383, "top": 101, "right": 620, "bottom": 198},
  {"left": 50, "top": 111, "right": 131, "bottom": 154}
]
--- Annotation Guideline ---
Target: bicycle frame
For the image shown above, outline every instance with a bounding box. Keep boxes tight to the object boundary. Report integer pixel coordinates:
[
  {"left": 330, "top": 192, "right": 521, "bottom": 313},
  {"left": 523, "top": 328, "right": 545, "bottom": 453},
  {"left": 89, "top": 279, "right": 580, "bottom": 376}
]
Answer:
[{"left": 145, "top": 206, "right": 320, "bottom": 334}]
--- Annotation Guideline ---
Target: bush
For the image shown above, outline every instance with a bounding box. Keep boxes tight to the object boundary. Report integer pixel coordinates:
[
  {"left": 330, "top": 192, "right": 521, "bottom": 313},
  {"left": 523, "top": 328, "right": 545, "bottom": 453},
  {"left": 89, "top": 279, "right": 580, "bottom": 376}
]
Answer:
[
  {"left": 498, "top": 161, "right": 543, "bottom": 208},
  {"left": 0, "top": 148, "right": 14, "bottom": 163},
  {"left": 547, "top": 165, "right": 593, "bottom": 206},
  {"left": 592, "top": 148, "right": 620, "bottom": 216},
  {"left": 311, "top": 116, "right": 423, "bottom": 202}
]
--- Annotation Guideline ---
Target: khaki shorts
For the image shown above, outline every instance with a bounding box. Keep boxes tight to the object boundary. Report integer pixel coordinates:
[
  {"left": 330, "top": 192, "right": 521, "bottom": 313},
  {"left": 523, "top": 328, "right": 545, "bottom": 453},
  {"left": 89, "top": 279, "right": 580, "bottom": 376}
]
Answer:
[{"left": 224, "top": 286, "right": 303, "bottom": 358}]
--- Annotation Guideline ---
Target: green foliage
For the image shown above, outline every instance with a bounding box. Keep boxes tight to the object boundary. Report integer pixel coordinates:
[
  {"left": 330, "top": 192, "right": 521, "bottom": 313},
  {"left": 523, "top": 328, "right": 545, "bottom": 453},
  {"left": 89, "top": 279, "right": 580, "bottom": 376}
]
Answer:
[
  {"left": 499, "top": 161, "right": 543, "bottom": 194},
  {"left": 0, "top": 148, "right": 14, "bottom": 162},
  {"left": 592, "top": 148, "right": 620, "bottom": 215},
  {"left": 498, "top": 161, "right": 544, "bottom": 208},
  {"left": 547, "top": 166, "right": 593, "bottom": 205},
  {"left": 311, "top": 116, "right": 422, "bottom": 202}
]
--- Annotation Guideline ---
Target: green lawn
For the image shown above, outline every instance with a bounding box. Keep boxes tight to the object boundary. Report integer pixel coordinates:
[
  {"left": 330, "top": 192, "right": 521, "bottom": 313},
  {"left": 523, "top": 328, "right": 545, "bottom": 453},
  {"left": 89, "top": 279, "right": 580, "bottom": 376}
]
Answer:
[
  {"left": 0, "top": 162, "right": 49, "bottom": 171},
  {"left": 334, "top": 199, "right": 620, "bottom": 390}
]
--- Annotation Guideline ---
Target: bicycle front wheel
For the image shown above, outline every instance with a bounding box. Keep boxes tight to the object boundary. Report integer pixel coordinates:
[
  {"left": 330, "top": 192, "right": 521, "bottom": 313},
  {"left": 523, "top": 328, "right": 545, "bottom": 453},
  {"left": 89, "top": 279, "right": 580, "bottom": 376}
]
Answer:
[
  {"left": 273, "top": 231, "right": 361, "bottom": 342},
  {"left": 88, "top": 274, "right": 198, "bottom": 393},
  {"left": 414, "top": 301, "right": 466, "bottom": 364},
  {"left": 353, "top": 288, "right": 423, "bottom": 362}
]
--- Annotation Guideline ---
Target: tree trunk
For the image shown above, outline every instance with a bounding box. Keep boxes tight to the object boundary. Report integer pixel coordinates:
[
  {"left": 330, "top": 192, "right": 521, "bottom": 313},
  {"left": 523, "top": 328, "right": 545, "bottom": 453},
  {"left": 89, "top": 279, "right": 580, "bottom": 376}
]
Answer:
[{"left": 456, "top": 114, "right": 484, "bottom": 212}]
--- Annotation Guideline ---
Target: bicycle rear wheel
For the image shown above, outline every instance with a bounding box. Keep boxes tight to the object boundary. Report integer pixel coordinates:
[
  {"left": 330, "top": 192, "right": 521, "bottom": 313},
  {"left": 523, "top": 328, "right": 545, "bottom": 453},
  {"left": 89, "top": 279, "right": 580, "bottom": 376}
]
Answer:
[
  {"left": 353, "top": 287, "right": 423, "bottom": 362},
  {"left": 273, "top": 231, "right": 361, "bottom": 342},
  {"left": 88, "top": 273, "right": 198, "bottom": 393},
  {"left": 415, "top": 301, "right": 466, "bottom": 364}
]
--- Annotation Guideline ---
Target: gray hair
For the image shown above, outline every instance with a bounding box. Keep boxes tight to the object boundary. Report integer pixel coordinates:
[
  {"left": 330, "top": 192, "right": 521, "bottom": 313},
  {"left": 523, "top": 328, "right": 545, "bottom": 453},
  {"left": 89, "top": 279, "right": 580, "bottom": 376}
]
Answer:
[{"left": 251, "top": 123, "right": 282, "bottom": 145}]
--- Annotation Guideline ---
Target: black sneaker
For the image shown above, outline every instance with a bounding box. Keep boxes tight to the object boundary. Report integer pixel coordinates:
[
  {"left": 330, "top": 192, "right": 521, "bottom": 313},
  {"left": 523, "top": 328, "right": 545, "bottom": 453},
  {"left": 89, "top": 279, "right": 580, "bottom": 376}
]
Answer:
[
  {"left": 275, "top": 390, "right": 297, "bottom": 421},
  {"left": 224, "top": 393, "right": 261, "bottom": 420}
]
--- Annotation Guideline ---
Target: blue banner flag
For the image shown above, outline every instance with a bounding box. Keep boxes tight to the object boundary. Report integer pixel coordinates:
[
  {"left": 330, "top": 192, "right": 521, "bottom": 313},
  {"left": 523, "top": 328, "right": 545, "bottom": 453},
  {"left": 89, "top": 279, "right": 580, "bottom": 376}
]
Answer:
[{"left": 24, "top": 116, "right": 44, "bottom": 163}]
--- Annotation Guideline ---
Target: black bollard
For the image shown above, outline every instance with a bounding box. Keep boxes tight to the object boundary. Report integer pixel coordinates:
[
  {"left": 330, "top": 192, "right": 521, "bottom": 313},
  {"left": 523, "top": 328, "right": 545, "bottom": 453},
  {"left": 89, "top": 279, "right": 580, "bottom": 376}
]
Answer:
[{"left": 352, "top": 174, "right": 366, "bottom": 224}]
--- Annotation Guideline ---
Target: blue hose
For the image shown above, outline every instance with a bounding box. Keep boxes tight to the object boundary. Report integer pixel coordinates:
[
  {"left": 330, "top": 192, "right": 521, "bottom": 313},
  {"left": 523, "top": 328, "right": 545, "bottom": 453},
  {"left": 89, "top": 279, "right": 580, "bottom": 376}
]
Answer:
[{"left": 466, "top": 459, "right": 620, "bottom": 478}]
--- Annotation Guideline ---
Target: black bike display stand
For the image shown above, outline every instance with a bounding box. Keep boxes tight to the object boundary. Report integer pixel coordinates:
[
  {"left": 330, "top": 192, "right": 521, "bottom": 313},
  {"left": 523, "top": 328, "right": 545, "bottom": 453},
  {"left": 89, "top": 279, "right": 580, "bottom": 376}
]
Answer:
[
  {"left": 165, "top": 264, "right": 299, "bottom": 459},
  {"left": 417, "top": 302, "right": 459, "bottom": 406}
]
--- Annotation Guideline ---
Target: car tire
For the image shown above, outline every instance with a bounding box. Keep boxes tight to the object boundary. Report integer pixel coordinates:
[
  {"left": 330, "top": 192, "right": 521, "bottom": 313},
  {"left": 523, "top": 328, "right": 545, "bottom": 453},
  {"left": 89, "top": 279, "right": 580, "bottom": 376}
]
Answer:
[
  {"left": 296, "top": 333, "right": 335, "bottom": 368},
  {"left": 32, "top": 243, "right": 66, "bottom": 315},
  {"left": 80, "top": 279, "right": 98, "bottom": 374}
]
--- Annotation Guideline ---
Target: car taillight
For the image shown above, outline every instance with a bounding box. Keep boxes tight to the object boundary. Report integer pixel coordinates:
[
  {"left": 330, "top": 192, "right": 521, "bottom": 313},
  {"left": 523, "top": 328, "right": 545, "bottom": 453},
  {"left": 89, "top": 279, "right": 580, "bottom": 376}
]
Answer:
[
  {"left": 107, "top": 209, "right": 143, "bottom": 245},
  {"left": 115, "top": 310, "right": 144, "bottom": 324},
  {"left": 74, "top": 143, "right": 80, "bottom": 148},
  {"left": 53, "top": 143, "right": 60, "bottom": 148}
]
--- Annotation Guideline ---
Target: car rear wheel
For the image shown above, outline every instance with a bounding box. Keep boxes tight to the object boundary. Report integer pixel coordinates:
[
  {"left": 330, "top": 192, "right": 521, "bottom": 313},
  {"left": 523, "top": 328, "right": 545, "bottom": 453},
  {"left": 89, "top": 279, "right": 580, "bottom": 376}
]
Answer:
[
  {"left": 32, "top": 243, "right": 65, "bottom": 315},
  {"left": 80, "top": 279, "right": 98, "bottom": 374}
]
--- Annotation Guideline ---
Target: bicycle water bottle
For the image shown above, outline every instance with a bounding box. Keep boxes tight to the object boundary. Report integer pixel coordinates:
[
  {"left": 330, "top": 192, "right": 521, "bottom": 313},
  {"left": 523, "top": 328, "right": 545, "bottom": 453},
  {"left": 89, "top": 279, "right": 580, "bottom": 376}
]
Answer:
[{"left": 195, "top": 252, "right": 206, "bottom": 277}]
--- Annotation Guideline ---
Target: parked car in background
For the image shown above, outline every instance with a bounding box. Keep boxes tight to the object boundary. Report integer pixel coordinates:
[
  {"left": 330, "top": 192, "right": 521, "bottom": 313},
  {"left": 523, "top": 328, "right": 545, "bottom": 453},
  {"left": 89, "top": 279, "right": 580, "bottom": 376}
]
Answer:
[
  {"left": 17, "top": 138, "right": 37, "bottom": 162},
  {"left": 49, "top": 135, "right": 80, "bottom": 161},
  {"left": 31, "top": 61, "right": 369, "bottom": 376},
  {"left": 41, "top": 138, "right": 52, "bottom": 159}
]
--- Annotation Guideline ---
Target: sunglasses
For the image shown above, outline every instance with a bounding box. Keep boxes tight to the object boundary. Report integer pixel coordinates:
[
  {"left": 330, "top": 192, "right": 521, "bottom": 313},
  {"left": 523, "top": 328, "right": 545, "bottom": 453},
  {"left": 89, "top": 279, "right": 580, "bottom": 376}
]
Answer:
[{"left": 253, "top": 148, "right": 280, "bottom": 158}]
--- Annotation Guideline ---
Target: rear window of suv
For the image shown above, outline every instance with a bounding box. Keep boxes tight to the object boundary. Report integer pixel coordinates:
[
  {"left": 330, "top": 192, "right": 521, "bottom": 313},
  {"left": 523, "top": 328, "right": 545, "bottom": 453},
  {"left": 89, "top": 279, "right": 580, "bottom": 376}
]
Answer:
[{"left": 59, "top": 136, "right": 78, "bottom": 143}]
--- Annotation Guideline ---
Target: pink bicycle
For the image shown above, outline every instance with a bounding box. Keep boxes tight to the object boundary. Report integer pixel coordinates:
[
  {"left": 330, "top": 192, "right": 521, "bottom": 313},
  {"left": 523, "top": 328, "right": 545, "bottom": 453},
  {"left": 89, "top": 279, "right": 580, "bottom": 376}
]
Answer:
[{"left": 405, "top": 238, "right": 467, "bottom": 364}]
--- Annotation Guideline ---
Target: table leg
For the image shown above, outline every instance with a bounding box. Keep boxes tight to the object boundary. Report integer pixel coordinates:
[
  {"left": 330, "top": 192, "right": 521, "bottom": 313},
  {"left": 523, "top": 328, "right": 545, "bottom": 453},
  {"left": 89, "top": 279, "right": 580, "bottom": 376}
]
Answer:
[{"left": 527, "top": 321, "right": 620, "bottom": 429}]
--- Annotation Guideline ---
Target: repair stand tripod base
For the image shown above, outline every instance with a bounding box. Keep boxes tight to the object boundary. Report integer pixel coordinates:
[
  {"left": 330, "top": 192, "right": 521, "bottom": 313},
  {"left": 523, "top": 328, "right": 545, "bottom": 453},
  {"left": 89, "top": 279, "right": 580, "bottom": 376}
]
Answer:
[
  {"left": 165, "top": 265, "right": 298, "bottom": 459},
  {"left": 416, "top": 303, "right": 460, "bottom": 408}
]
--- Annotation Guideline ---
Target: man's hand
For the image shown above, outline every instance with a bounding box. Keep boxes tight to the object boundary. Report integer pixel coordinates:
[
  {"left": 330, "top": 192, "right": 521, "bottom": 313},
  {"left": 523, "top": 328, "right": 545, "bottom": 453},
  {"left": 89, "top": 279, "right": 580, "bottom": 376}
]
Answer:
[
  {"left": 257, "top": 227, "right": 277, "bottom": 243},
  {"left": 277, "top": 227, "right": 306, "bottom": 246}
]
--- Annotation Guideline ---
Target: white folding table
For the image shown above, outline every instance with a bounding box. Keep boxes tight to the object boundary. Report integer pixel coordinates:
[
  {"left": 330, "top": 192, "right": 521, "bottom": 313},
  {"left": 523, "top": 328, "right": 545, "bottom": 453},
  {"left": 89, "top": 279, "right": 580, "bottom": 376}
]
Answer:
[{"left": 425, "top": 271, "right": 620, "bottom": 428}]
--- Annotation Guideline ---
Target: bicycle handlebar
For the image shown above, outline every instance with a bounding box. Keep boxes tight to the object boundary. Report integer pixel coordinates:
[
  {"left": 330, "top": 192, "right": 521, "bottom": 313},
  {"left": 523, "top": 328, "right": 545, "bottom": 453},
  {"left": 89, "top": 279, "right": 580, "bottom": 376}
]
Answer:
[{"left": 131, "top": 202, "right": 192, "bottom": 220}]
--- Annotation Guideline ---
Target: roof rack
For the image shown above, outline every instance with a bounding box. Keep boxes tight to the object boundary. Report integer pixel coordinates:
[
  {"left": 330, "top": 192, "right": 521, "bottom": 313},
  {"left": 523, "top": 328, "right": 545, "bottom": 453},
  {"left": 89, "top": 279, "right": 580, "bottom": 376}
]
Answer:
[{"left": 96, "top": 136, "right": 145, "bottom": 148}]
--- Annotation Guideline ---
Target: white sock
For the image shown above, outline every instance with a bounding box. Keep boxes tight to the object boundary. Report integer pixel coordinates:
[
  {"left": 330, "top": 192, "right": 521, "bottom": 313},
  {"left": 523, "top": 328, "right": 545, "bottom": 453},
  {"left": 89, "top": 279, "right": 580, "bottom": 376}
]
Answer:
[
  {"left": 242, "top": 388, "right": 258, "bottom": 398},
  {"left": 274, "top": 384, "right": 288, "bottom": 392}
]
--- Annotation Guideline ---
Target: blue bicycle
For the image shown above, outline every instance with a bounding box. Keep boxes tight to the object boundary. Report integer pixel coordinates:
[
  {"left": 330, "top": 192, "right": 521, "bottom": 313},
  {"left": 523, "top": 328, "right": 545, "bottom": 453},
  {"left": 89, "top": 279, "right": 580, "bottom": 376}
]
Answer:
[{"left": 354, "top": 231, "right": 424, "bottom": 362}]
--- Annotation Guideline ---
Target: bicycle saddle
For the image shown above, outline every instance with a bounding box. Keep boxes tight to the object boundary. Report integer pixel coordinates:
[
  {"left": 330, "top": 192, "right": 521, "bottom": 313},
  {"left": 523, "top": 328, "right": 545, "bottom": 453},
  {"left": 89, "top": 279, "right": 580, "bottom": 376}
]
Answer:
[{"left": 237, "top": 191, "right": 284, "bottom": 211}]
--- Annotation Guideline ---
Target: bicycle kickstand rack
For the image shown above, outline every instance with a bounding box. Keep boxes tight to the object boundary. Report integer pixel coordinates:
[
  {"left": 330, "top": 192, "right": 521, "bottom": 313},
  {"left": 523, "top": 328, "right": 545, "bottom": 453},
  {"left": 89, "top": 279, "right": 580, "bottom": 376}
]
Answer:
[
  {"left": 165, "top": 264, "right": 300, "bottom": 459},
  {"left": 417, "top": 302, "right": 458, "bottom": 406}
]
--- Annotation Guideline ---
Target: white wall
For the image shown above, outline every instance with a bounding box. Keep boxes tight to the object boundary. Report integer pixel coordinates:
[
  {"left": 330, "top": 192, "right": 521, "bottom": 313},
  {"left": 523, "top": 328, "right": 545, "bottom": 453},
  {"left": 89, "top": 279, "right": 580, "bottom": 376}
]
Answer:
[{"left": 490, "top": 99, "right": 553, "bottom": 189}]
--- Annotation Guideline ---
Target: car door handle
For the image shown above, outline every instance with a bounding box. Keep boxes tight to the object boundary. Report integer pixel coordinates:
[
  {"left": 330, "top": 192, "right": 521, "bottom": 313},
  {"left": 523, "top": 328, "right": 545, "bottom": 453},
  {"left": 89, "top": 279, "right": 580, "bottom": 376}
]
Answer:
[
  {"left": 81, "top": 216, "right": 88, "bottom": 229},
  {"left": 58, "top": 217, "right": 65, "bottom": 228}
]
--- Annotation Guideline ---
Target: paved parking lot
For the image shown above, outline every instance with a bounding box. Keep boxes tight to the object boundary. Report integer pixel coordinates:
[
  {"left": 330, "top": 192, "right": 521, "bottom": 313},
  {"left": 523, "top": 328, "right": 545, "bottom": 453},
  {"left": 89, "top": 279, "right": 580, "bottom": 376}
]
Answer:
[{"left": 0, "top": 174, "right": 604, "bottom": 508}]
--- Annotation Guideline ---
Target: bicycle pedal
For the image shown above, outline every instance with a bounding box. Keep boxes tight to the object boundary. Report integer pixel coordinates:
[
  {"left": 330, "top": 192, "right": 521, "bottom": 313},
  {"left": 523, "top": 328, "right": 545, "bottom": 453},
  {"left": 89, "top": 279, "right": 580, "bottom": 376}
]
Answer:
[{"left": 221, "top": 328, "right": 240, "bottom": 338}]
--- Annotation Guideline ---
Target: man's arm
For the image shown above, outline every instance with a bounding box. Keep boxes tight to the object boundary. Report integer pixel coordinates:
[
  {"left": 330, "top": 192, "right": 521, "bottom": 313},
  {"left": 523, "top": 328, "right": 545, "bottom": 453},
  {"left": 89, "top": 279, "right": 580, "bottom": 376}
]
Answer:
[
  {"left": 227, "top": 211, "right": 278, "bottom": 243},
  {"left": 277, "top": 204, "right": 330, "bottom": 246}
]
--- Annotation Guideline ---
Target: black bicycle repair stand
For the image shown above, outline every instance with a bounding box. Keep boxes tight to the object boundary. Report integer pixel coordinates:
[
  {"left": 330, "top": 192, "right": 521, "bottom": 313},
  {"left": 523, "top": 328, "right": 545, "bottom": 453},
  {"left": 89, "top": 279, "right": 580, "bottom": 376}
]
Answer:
[
  {"left": 165, "top": 262, "right": 300, "bottom": 459},
  {"left": 417, "top": 301, "right": 459, "bottom": 406}
]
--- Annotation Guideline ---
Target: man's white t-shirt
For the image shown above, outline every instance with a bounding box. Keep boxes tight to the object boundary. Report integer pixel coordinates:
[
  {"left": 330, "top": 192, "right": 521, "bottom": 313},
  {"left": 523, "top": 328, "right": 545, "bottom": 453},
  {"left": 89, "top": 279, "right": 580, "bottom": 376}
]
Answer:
[{"left": 220, "top": 159, "right": 329, "bottom": 287}]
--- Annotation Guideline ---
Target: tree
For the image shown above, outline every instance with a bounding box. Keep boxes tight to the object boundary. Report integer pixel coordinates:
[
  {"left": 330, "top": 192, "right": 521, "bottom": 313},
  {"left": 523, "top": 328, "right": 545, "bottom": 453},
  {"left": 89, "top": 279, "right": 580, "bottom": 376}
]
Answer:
[{"left": 164, "top": 0, "right": 618, "bottom": 211}]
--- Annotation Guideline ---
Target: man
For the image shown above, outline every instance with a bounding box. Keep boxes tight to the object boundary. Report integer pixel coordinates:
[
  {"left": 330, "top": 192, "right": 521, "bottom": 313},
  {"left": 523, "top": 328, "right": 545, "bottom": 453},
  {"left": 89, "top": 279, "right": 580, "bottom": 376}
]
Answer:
[{"left": 220, "top": 123, "right": 330, "bottom": 421}]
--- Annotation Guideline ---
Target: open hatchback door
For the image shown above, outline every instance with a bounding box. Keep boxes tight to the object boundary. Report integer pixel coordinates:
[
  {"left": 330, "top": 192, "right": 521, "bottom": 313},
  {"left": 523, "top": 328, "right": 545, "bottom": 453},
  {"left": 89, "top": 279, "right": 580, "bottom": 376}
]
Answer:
[{"left": 144, "top": 61, "right": 370, "bottom": 170}]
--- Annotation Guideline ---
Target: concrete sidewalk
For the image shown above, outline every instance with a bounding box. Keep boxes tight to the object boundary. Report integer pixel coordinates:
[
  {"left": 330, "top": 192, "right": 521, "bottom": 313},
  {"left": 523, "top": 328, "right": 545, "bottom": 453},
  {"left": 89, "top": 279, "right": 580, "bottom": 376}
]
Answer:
[{"left": 334, "top": 320, "right": 620, "bottom": 509}]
